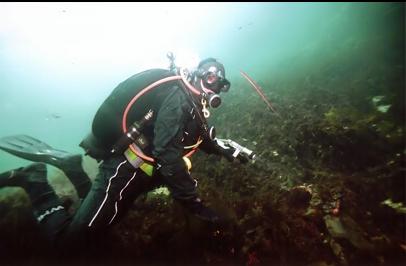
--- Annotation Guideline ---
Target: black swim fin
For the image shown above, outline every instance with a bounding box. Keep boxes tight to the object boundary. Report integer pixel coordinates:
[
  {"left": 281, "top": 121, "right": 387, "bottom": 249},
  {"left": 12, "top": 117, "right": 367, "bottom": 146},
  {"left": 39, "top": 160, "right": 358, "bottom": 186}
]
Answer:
[
  {"left": 0, "top": 135, "right": 93, "bottom": 199},
  {"left": 0, "top": 134, "right": 73, "bottom": 168}
]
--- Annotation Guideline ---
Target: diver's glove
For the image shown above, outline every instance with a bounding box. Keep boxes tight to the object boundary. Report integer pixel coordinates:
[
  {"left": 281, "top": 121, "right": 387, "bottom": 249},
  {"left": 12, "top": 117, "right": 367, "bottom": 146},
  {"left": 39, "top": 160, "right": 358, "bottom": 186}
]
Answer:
[
  {"left": 215, "top": 143, "right": 249, "bottom": 164},
  {"left": 215, "top": 139, "right": 254, "bottom": 164},
  {"left": 219, "top": 146, "right": 236, "bottom": 163},
  {"left": 236, "top": 153, "right": 249, "bottom": 164}
]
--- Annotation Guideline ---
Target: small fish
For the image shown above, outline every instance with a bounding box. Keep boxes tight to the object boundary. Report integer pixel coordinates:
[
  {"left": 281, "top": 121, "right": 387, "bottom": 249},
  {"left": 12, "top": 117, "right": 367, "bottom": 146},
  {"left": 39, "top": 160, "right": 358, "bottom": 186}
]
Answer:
[
  {"left": 237, "top": 22, "right": 253, "bottom": 31},
  {"left": 45, "top": 113, "right": 61, "bottom": 121}
]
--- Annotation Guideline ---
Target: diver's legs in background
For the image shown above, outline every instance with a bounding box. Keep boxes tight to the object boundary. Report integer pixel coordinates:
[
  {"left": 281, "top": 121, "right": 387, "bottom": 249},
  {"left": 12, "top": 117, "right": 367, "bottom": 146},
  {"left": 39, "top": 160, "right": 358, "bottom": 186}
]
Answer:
[
  {"left": 0, "top": 163, "right": 71, "bottom": 243},
  {"left": 0, "top": 155, "right": 158, "bottom": 246},
  {"left": 56, "top": 154, "right": 92, "bottom": 200}
]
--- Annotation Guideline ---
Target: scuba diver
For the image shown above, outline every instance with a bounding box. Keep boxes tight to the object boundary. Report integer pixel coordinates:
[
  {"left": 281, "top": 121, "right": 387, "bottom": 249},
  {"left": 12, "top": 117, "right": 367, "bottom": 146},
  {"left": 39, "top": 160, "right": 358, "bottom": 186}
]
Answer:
[{"left": 0, "top": 54, "right": 254, "bottom": 253}]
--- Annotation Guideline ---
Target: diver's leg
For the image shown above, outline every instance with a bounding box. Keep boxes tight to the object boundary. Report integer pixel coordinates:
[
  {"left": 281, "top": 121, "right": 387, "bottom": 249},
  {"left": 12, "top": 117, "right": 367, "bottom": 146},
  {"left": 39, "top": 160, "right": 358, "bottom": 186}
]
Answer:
[
  {"left": 56, "top": 154, "right": 92, "bottom": 200},
  {"left": 0, "top": 135, "right": 92, "bottom": 198},
  {"left": 0, "top": 163, "right": 71, "bottom": 243},
  {"left": 107, "top": 168, "right": 161, "bottom": 226},
  {"left": 62, "top": 155, "right": 146, "bottom": 236}
]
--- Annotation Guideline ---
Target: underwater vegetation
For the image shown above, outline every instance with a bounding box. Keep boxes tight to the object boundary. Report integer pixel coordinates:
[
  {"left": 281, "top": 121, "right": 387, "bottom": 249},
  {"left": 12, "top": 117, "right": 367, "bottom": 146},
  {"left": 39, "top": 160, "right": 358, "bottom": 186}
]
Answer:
[
  {"left": 1, "top": 53, "right": 404, "bottom": 266},
  {"left": 0, "top": 3, "right": 404, "bottom": 266}
]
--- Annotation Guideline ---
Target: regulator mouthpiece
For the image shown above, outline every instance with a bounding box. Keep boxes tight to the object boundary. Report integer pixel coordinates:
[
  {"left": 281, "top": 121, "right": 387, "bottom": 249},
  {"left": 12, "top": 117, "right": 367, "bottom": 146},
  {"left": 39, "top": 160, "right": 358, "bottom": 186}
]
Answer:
[{"left": 207, "top": 93, "right": 221, "bottom": 108}]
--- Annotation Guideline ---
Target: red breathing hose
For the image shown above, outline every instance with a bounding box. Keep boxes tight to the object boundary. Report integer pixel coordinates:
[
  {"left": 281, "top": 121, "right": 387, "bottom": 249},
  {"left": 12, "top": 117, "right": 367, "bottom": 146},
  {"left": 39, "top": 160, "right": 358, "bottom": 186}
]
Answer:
[{"left": 122, "top": 74, "right": 201, "bottom": 162}]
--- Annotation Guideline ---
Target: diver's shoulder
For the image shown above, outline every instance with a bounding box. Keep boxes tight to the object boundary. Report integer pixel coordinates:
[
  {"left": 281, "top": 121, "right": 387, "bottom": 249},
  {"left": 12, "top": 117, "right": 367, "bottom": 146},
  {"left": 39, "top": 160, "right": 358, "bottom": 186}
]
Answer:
[
  {"left": 117, "top": 68, "right": 172, "bottom": 86},
  {"left": 133, "top": 68, "right": 173, "bottom": 78}
]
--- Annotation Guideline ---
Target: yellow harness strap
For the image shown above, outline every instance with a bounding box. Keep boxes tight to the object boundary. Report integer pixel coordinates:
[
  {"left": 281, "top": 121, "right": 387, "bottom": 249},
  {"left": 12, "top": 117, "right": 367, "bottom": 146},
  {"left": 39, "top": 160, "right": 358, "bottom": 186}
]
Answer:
[
  {"left": 124, "top": 148, "right": 192, "bottom": 176},
  {"left": 124, "top": 148, "right": 154, "bottom": 176},
  {"left": 183, "top": 156, "right": 192, "bottom": 172}
]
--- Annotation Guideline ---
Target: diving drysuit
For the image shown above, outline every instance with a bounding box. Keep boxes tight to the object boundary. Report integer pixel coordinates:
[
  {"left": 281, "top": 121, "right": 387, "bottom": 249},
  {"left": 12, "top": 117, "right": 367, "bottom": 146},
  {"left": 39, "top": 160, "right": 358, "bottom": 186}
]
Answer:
[{"left": 0, "top": 67, "right": 230, "bottom": 250}]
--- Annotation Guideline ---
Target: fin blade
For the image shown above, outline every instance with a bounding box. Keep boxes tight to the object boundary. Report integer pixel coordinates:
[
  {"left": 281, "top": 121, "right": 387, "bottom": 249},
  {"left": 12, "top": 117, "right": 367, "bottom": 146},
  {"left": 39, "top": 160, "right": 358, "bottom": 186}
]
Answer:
[{"left": 0, "top": 134, "right": 72, "bottom": 163}]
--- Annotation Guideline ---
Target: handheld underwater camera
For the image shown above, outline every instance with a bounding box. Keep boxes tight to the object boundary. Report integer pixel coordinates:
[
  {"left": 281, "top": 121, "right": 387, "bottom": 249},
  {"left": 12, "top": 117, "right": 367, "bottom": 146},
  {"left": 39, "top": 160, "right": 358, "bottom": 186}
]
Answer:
[{"left": 215, "top": 138, "right": 256, "bottom": 162}]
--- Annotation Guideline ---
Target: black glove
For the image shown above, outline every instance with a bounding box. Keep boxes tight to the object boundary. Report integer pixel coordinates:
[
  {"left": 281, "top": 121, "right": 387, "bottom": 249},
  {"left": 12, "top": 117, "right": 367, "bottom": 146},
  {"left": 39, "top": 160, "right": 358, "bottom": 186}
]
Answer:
[
  {"left": 219, "top": 146, "right": 249, "bottom": 164},
  {"left": 237, "top": 154, "right": 249, "bottom": 164},
  {"left": 220, "top": 147, "right": 236, "bottom": 162}
]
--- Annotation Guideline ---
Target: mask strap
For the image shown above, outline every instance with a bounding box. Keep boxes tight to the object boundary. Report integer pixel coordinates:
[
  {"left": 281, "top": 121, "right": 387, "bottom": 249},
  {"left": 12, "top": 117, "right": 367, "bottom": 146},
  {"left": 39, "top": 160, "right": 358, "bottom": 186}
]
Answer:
[{"left": 179, "top": 68, "right": 201, "bottom": 95}]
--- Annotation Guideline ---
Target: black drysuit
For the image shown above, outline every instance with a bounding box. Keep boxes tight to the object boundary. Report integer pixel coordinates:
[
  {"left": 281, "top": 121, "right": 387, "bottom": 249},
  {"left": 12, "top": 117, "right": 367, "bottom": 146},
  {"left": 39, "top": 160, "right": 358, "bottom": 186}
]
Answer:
[{"left": 31, "top": 69, "right": 226, "bottom": 250}]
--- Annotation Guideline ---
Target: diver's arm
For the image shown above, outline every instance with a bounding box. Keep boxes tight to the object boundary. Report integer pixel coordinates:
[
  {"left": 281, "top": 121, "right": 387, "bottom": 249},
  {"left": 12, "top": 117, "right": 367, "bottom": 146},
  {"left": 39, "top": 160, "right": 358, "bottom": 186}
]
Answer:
[
  {"left": 151, "top": 88, "right": 220, "bottom": 222},
  {"left": 152, "top": 86, "right": 197, "bottom": 200},
  {"left": 199, "top": 136, "right": 250, "bottom": 163},
  {"left": 199, "top": 136, "right": 235, "bottom": 162}
]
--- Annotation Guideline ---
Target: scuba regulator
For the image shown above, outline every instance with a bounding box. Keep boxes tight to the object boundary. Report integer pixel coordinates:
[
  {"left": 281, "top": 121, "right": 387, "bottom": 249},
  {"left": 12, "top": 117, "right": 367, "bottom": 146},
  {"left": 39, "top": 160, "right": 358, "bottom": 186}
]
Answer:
[
  {"left": 195, "top": 57, "right": 230, "bottom": 110},
  {"left": 167, "top": 53, "right": 230, "bottom": 112}
]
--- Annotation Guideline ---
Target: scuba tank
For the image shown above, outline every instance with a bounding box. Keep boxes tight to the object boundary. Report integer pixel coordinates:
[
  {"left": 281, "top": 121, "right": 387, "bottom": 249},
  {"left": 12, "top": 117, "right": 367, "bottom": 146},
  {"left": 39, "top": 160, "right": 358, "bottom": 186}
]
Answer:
[
  {"left": 90, "top": 68, "right": 177, "bottom": 158},
  {"left": 82, "top": 53, "right": 216, "bottom": 163}
]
